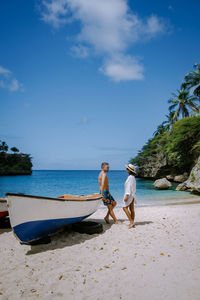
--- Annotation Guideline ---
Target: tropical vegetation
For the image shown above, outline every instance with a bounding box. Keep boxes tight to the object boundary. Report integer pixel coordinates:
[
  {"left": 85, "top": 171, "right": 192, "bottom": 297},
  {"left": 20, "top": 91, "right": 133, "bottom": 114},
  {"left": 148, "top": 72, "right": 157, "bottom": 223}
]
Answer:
[
  {"left": 0, "top": 140, "right": 32, "bottom": 176},
  {"left": 131, "top": 63, "right": 200, "bottom": 175}
]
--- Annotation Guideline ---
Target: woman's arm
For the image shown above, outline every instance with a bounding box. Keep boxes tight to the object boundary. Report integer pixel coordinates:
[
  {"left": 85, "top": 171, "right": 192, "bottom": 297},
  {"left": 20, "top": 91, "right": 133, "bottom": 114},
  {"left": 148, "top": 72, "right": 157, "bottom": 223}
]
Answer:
[
  {"left": 124, "top": 177, "right": 131, "bottom": 202},
  {"left": 124, "top": 194, "right": 129, "bottom": 202},
  {"left": 133, "top": 177, "right": 136, "bottom": 194}
]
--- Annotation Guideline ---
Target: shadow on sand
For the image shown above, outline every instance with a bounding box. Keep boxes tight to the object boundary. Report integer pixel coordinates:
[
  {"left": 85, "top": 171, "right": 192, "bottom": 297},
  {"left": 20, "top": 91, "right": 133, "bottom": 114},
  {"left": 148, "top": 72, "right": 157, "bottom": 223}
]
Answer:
[
  {"left": 25, "top": 218, "right": 153, "bottom": 256},
  {"left": 0, "top": 217, "right": 11, "bottom": 234}
]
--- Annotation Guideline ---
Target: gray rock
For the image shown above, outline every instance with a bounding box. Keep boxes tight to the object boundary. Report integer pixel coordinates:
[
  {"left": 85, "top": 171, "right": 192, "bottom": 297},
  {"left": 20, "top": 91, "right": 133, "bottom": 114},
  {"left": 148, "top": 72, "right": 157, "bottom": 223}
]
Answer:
[
  {"left": 166, "top": 175, "right": 174, "bottom": 181},
  {"left": 176, "top": 157, "right": 200, "bottom": 193},
  {"left": 136, "top": 152, "right": 170, "bottom": 179},
  {"left": 174, "top": 172, "right": 188, "bottom": 183},
  {"left": 154, "top": 178, "right": 172, "bottom": 190},
  {"left": 176, "top": 182, "right": 187, "bottom": 191}
]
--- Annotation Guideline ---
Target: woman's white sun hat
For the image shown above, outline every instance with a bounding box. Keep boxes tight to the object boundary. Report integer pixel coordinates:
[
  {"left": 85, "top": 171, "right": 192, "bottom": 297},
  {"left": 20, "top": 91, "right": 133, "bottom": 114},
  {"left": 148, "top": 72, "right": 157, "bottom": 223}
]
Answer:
[{"left": 125, "top": 163, "right": 136, "bottom": 174}]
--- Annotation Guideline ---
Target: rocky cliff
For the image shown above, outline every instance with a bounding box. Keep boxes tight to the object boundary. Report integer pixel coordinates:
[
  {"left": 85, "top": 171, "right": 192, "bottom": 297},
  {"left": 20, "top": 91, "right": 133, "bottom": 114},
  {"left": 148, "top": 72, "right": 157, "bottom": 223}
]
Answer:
[
  {"left": 133, "top": 116, "right": 200, "bottom": 184},
  {"left": 176, "top": 156, "right": 200, "bottom": 193},
  {"left": 136, "top": 152, "right": 174, "bottom": 179}
]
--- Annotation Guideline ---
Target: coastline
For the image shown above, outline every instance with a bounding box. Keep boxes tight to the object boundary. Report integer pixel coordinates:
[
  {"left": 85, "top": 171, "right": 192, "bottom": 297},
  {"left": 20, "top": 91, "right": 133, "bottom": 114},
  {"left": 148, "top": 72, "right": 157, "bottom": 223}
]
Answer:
[
  {"left": 1, "top": 201, "right": 200, "bottom": 299},
  {"left": 0, "top": 170, "right": 32, "bottom": 176},
  {"left": 138, "top": 197, "right": 200, "bottom": 207}
]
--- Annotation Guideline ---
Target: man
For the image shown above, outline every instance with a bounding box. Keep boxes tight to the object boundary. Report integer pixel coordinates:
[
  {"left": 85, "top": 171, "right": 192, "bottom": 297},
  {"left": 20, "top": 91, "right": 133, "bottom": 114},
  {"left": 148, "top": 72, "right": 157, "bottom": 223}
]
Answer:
[{"left": 98, "top": 162, "right": 119, "bottom": 224}]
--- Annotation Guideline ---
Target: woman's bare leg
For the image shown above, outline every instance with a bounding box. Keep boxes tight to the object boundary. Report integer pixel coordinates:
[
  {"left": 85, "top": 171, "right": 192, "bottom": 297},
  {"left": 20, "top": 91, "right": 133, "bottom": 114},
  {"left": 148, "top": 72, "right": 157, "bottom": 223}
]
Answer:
[
  {"left": 130, "top": 201, "right": 135, "bottom": 223},
  {"left": 123, "top": 207, "right": 134, "bottom": 228}
]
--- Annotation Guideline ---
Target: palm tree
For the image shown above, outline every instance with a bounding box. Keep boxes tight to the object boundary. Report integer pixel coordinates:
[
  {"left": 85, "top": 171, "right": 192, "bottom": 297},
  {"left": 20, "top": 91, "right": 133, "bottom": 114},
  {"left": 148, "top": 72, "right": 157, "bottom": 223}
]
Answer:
[
  {"left": 0, "top": 141, "right": 9, "bottom": 153},
  {"left": 164, "top": 111, "right": 176, "bottom": 127},
  {"left": 153, "top": 122, "right": 168, "bottom": 136},
  {"left": 183, "top": 63, "right": 200, "bottom": 99},
  {"left": 153, "top": 110, "right": 176, "bottom": 136},
  {"left": 168, "top": 86, "right": 199, "bottom": 122}
]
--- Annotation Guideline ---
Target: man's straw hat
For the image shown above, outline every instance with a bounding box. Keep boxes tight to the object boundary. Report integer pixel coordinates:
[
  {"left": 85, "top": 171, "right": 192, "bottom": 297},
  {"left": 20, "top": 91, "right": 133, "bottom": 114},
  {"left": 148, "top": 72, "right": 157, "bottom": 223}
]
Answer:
[{"left": 125, "top": 163, "right": 136, "bottom": 174}]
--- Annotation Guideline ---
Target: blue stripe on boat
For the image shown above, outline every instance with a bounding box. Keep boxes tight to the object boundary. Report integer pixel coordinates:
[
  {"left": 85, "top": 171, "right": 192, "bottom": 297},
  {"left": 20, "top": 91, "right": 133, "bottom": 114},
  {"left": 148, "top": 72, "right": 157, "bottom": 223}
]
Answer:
[{"left": 13, "top": 215, "right": 90, "bottom": 243}]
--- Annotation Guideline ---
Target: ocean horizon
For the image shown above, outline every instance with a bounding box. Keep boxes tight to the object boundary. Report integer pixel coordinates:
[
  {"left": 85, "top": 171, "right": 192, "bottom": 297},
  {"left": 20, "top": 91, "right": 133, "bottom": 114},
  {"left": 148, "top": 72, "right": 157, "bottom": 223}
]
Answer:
[{"left": 0, "top": 170, "right": 198, "bottom": 207}]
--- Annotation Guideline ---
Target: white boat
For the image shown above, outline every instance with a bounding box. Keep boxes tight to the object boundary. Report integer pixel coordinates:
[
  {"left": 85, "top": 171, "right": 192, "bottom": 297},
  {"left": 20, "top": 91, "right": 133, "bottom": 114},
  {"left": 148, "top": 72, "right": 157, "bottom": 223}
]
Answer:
[
  {"left": 0, "top": 198, "right": 8, "bottom": 218},
  {"left": 6, "top": 193, "right": 102, "bottom": 244}
]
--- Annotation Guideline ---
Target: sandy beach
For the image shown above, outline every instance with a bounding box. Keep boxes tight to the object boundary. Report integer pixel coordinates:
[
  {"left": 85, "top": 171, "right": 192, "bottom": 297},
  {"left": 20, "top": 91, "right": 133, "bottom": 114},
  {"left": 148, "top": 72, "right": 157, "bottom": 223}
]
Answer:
[{"left": 0, "top": 203, "right": 200, "bottom": 300}]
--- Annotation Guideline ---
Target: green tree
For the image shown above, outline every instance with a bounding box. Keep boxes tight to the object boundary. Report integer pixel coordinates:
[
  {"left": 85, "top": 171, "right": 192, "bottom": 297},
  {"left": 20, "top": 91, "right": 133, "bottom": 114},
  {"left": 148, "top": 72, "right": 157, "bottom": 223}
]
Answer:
[
  {"left": 0, "top": 140, "right": 32, "bottom": 175},
  {"left": 165, "top": 111, "right": 176, "bottom": 126},
  {"left": 0, "top": 141, "right": 9, "bottom": 153},
  {"left": 168, "top": 86, "right": 199, "bottom": 122},
  {"left": 154, "top": 109, "right": 182, "bottom": 137},
  {"left": 131, "top": 116, "right": 200, "bottom": 173},
  {"left": 166, "top": 116, "right": 200, "bottom": 171},
  {"left": 153, "top": 122, "right": 168, "bottom": 136},
  {"left": 184, "top": 63, "right": 200, "bottom": 99},
  {"left": 10, "top": 147, "right": 19, "bottom": 153}
]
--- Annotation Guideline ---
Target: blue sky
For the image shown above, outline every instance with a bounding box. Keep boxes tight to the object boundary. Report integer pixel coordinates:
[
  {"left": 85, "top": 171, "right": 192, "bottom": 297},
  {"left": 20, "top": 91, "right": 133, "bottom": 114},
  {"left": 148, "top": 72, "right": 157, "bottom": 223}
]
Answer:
[{"left": 1, "top": 0, "right": 200, "bottom": 170}]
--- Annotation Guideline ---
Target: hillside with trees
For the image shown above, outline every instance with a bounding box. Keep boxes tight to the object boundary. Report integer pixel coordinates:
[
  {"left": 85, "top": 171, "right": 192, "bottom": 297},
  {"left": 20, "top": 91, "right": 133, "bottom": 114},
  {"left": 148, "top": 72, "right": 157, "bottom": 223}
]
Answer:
[
  {"left": 131, "top": 63, "right": 200, "bottom": 179},
  {"left": 0, "top": 141, "right": 32, "bottom": 176}
]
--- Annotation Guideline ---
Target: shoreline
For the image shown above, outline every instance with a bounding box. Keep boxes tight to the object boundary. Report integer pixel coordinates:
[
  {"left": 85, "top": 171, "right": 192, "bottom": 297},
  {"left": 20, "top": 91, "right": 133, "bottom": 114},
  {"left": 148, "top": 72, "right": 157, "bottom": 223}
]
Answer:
[
  {"left": 137, "top": 197, "right": 200, "bottom": 207},
  {"left": 98, "top": 195, "right": 200, "bottom": 209}
]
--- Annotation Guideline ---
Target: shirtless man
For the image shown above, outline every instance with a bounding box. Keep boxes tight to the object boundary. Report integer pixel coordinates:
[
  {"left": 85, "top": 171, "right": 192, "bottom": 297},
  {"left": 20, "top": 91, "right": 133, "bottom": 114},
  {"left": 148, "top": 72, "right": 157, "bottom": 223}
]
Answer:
[{"left": 98, "top": 162, "right": 119, "bottom": 224}]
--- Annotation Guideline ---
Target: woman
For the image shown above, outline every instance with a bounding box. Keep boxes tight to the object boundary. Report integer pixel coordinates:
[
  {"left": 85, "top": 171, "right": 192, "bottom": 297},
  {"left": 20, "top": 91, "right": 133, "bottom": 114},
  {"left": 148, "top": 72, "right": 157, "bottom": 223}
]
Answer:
[{"left": 123, "top": 163, "right": 136, "bottom": 228}]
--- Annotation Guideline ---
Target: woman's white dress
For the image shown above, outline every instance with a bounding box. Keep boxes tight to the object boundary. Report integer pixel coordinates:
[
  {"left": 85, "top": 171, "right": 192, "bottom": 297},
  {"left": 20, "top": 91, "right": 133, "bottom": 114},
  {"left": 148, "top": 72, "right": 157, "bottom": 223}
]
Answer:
[{"left": 123, "top": 175, "right": 136, "bottom": 207}]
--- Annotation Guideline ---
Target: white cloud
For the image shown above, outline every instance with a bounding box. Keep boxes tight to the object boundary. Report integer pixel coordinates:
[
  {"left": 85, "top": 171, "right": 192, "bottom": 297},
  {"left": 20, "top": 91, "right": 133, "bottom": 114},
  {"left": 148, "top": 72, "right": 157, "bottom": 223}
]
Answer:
[
  {"left": 100, "top": 54, "right": 144, "bottom": 81},
  {"left": 71, "top": 44, "right": 89, "bottom": 58},
  {"left": 0, "top": 65, "right": 23, "bottom": 92},
  {"left": 144, "top": 15, "right": 165, "bottom": 36},
  {"left": 40, "top": 0, "right": 70, "bottom": 28},
  {"left": 9, "top": 79, "right": 20, "bottom": 91},
  {"left": 0, "top": 66, "right": 11, "bottom": 76},
  {"left": 39, "top": 0, "right": 168, "bottom": 81}
]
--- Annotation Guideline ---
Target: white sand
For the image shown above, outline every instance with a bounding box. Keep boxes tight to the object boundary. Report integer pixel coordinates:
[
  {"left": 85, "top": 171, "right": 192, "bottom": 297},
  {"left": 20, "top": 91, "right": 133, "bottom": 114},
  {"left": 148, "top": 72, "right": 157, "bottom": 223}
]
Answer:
[{"left": 0, "top": 203, "right": 200, "bottom": 300}]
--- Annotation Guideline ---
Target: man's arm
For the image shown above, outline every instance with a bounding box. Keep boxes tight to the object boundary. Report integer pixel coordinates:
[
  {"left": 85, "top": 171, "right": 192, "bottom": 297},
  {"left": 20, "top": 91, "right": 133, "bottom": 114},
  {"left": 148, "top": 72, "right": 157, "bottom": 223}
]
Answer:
[{"left": 101, "top": 173, "right": 106, "bottom": 195}]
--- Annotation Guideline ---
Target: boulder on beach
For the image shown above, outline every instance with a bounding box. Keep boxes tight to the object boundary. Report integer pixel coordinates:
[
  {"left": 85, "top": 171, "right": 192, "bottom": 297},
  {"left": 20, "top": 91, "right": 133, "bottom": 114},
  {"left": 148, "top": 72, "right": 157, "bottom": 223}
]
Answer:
[
  {"left": 176, "top": 182, "right": 187, "bottom": 191},
  {"left": 166, "top": 175, "right": 174, "bottom": 181},
  {"left": 154, "top": 178, "right": 172, "bottom": 190},
  {"left": 174, "top": 172, "right": 188, "bottom": 183},
  {"left": 166, "top": 173, "right": 188, "bottom": 182}
]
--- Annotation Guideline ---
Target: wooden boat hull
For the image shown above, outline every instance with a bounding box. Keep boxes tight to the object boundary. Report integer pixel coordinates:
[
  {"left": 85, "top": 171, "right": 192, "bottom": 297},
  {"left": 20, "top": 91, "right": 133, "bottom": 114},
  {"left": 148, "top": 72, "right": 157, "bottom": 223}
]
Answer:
[
  {"left": 6, "top": 193, "right": 102, "bottom": 243},
  {"left": 0, "top": 198, "right": 8, "bottom": 218}
]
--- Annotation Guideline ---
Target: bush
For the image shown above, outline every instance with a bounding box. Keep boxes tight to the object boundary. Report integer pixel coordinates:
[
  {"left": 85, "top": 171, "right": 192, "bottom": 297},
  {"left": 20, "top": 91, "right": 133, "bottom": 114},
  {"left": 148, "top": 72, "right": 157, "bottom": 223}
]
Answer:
[{"left": 0, "top": 151, "right": 32, "bottom": 175}]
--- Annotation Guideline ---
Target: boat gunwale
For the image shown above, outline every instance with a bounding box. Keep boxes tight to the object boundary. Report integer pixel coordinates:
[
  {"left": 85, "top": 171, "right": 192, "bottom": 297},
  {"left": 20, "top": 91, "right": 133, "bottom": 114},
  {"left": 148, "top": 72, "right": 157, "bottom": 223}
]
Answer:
[
  {"left": 0, "top": 198, "right": 7, "bottom": 203},
  {"left": 6, "top": 193, "right": 102, "bottom": 202}
]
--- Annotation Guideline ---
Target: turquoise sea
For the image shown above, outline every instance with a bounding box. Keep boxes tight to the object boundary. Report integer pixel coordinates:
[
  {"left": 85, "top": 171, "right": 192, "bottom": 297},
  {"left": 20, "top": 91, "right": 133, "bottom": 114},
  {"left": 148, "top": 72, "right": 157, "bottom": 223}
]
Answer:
[{"left": 0, "top": 170, "right": 199, "bottom": 207}]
